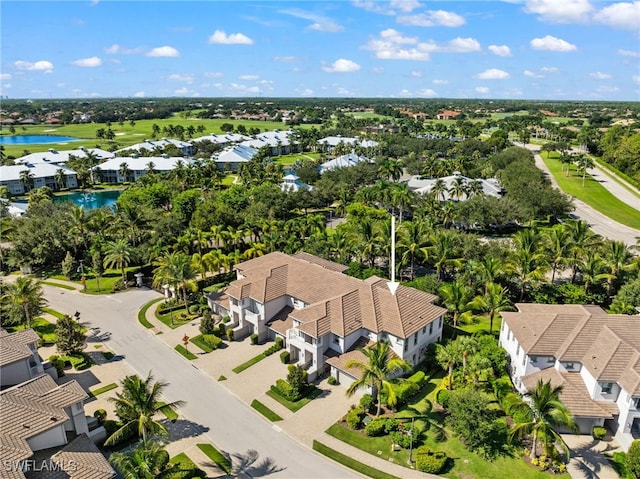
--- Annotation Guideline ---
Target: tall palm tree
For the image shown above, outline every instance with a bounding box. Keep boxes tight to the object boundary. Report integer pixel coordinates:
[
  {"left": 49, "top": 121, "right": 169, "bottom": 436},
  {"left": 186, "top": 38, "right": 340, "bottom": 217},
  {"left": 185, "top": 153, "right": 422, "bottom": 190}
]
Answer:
[
  {"left": 346, "top": 341, "right": 411, "bottom": 416},
  {"left": 2, "top": 276, "right": 46, "bottom": 328},
  {"left": 109, "top": 440, "right": 179, "bottom": 479},
  {"left": 55, "top": 168, "right": 66, "bottom": 190},
  {"left": 579, "top": 253, "right": 610, "bottom": 293},
  {"left": 398, "top": 220, "right": 429, "bottom": 280},
  {"left": 425, "top": 230, "right": 463, "bottom": 280},
  {"left": 105, "top": 372, "right": 184, "bottom": 446},
  {"left": 119, "top": 162, "right": 131, "bottom": 183},
  {"left": 431, "top": 178, "right": 446, "bottom": 202},
  {"left": 19, "top": 169, "right": 35, "bottom": 193},
  {"left": 448, "top": 176, "right": 467, "bottom": 202},
  {"left": 543, "top": 225, "right": 572, "bottom": 284},
  {"left": 68, "top": 204, "right": 89, "bottom": 251},
  {"left": 436, "top": 341, "right": 462, "bottom": 390},
  {"left": 152, "top": 251, "right": 198, "bottom": 310},
  {"left": 566, "top": 220, "right": 600, "bottom": 283},
  {"left": 469, "top": 282, "right": 513, "bottom": 334},
  {"left": 103, "top": 239, "right": 133, "bottom": 287},
  {"left": 438, "top": 279, "right": 473, "bottom": 329},
  {"left": 508, "top": 379, "right": 578, "bottom": 459},
  {"left": 508, "top": 247, "right": 547, "bottom": 300},
  {"left": 457, "top": 335, "right": 478, "bottom": 378},
  {"left": 603, "top": 240, "right": 633, "bottom": 295}
]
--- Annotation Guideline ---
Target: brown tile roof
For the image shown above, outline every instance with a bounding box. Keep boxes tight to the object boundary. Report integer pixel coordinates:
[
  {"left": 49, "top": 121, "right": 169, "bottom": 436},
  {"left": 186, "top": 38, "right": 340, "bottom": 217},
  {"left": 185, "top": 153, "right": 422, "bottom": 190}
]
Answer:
[
  {"left": 292, "top": 252, "right": 349, "bottom": 273},
  {"left": 266, "top": 306, "right": 294, "bottom": 336},
  {"left": 522, "top": 368, "right": 618, "bottom": 418},
  {"left": 503, "top": 304, "right": 640, "bottom": 395},
  {"left": 49, "top": 434, "right": 115, "bottom": 479},
  {"left": 325, "top": 338, "right": 374, "bottom": 380},
  {"left": 0, "top": 329, "right": 40, "bottom": 367},
  {"left": 228, "top": 252, "right": 445, "bottom": 340}
]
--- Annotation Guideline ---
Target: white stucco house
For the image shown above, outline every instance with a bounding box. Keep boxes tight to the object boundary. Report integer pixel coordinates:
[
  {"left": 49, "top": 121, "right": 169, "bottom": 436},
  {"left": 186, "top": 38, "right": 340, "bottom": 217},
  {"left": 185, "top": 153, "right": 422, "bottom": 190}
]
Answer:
[
  {"left": 208, "top": 252, "right": 446, "bottom": 384},
  {"left": 14, "top": 147, "right": 114, "bottom": 166},
  {"left": 115, "top": 138, "right": 194, "bottom": 156},
  {"left": 317, "top": 136, "right": 378, "bottom": 154},
  {"left": 192, "top": 132, "right": 251, "bottom": 145},
  {"left": 319, "top": 153, "right": 372, "bottom": 175},
  {"left": 0, "top": 163, "right": 79, "bottom": 195},
  {"left": 499, "top": 303, "right": 640, "bottom": 451},
  {"left": 0, "top": 328, "right": 45, "bottom": 387},
  {"left": 94, "top": 155, "right": 195, "bottom": 183},
  {"left": 212, "top": 144, "right": 258, "bottom": 172},
  {"left": 240, "top": 130, "right": 298, "bottom": 156},
  {"left": 406, "top": 172, "right": 503, "bottom": 201}
]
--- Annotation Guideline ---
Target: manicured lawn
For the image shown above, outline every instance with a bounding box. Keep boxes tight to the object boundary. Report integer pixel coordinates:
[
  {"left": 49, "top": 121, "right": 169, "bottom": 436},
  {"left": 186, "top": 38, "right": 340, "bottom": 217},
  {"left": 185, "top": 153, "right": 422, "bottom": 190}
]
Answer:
[
  {"left": 157, "top": 401, "right": 179, "bottom": 422},
  {"left": 541, "top": 153, "right": 640, "bottom": 229},
  {"left": 89, "top": 383, "right": 117, "bottom": 397},
  {"left": 5, "top": 316, "right": 57, "bottom": 344},
  {"left": 196, "top": 443, "right": 232, "bottom": 474},
  {"left": 232, "top": 352, "right": 267, "bottom": 373},
  {"left": 312, "top": 440, "right": 402, "bottom": 479},
  {"left": 155, "top": 305, "right": 194, "bottom": 329},
  {"left": 251, "top": 399, "right": 283, "bottom": 422},
  {"left": 39, "top": 280, "right": 75, "bottom": 290},
  {"left": 169, "top": 452, "right": 206, "bottom": 479},
  {"left": 266, "top": 385, "right": 323, "bottom": 413},
  {"left": 137, "top": 298, "right": 163, "bottom": 329},
  {"left": 190, "top": 334, "right": 221, "bottom": 353},
  {"left": 42, "top": 307, "right": 66, "bottom": 320},
  {"left": 174, "top": 344, "right": 197, "bottom": 360}
]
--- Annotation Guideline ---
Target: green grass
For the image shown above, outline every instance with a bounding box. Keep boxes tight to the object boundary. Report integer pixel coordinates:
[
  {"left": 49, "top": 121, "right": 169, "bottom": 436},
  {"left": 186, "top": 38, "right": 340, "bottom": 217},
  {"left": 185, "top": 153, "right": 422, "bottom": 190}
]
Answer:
[
  {"left": 312, "top": 440, "right": 402, "bottom": 479},
  {"left": 174, "top": 344, "right": 197, "bottom": 360},
  {"left": 221, "top": 175, "right": 236, "bottom": 186},
  {"left": 218, "top": 375, "right": 227, "bottom": 381},
  {"left": 266, "top": 385, "right": 323, "bottom": 413},
  {"left": 190, "top": 334, "right": 214, "bottom": 353},
  {"left": 89, "top": 382, "right": 117, "bottom": 397},
  {"left": 41, "top": 307, "right": 66, "bottom": 320},
  {"left": 5, "top": 316, "right": 57, "bottom": 344},
  {"left": 232, "top": 352, "right": 267, "bottom": 373},
  {"left": 196, "top": 443, "right": 232, "bottom": 474},
  {"left": 49, "top": 267, "right": 138, "bottom": 294},
  {"left": 155, "top": 305, "right": 194, "bottom": 329},
  {"left": 138, "top": 298, "right": 163, "bottom": 329},
  {"left": 101, "top": 351, "right": 114, "bottom": 360},
  {"left": 169, "top": 452, "right": 206, "bottom": 479},
  {"left": 157, "top": 401, "right": 179, "bottom": 422},
  {"left": 251, "top": 399, "right": 283, "bottom": 422},
  {"left": 594, "top": 157, "right": 640, "bottom": 193},
  {"left": 39, "top": 280, "right": 76, "bottom": 290},
  {"left": 541, "top": 153, "right": 640, "bottom": 229}
]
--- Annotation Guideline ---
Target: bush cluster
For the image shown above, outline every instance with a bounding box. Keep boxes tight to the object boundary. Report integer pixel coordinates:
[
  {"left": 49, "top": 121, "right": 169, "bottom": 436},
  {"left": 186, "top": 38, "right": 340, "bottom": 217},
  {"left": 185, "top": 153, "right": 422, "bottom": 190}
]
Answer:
[
  {"left": 359, "top": 394, "right": 375, "bottom": 413},
  {"left": 364, "top": 418, "right": 387, "bottom": 437},
  {"left": 436, "top": 389, "right": 451, "bottom": 408},
  {"left": 273, "top": 379, "right": 298, "bottom": 401},
  {"left": 592, "top": 426, "right": 607, "bottom": 440},
  {"left": 250, "top": 333, "right": 259, "bottom": 345},
  {"left": 327, "top": 376, "right": 338, "bottom": 385},
  {"left": 345, "top": 406, "right": 365, "bottom": 429},
  {"left": 415, "top": 446, "right": 447, "bottom": 474},
  {"left": 264, "top": 339, "right": 283, "bottom": 356},
  {"left": 280, "top": 350, "right": 290, "bottom": 364},
  {"left": 48, "top": 355, "right": 65, "bottom": 376},
  {"left": 93, "top": 409, "right": 107, "bottom": 425},
  {"left": 202, "top": 334, "right": 223, "bottom": 350}
]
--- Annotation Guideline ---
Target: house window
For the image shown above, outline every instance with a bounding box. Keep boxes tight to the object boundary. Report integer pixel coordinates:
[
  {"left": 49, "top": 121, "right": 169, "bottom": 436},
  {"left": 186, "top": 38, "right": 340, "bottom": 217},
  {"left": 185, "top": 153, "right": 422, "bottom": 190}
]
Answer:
[
  {"left": 439, "top": 317, "right": 442, "bottom": 328},
  {"left": 522, "top": 355, "right": 527, "bottom": 366},
  {"left": 601, "top": 382, "right": 613, "bottom": 394},
  {"left": 333, "top": 334, "right": 340, "bottom": 344},
  {"left": 404, "top": 341, "right": 408, "bottom": 352},
  {"left": 547, "top": 356, "right": 555, "bottom": 363},
  {"left": 422, "top": 326, "right": 426, "bottom": 335},
  {"left": 516, "top": 345, "right": 520, "bottom": 356},
  {"left": 429, "top": 323, "right": 433, "bottom": 335},
  {"left": 565, "top": 362, "right": 575, "bottom": 370},
  {"left": 414, "top": 333, "right": 418, "bottom": 346}
]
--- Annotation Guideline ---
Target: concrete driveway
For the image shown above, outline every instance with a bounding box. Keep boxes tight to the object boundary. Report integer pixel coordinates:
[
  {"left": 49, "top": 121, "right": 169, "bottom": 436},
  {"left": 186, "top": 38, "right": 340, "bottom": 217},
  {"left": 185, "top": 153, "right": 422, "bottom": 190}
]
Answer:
[{"left": 562, "top": 434, "right": 621, "bottom": 479}]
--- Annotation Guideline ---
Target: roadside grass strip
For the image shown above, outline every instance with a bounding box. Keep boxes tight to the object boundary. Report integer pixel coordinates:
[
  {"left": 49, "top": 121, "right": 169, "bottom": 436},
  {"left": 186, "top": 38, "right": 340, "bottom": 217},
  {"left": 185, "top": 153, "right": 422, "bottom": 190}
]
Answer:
[
  {"left": 232, "top": 352, "right": 267, "bottom": 374},
  {"left": 39, "top": 280, "right": 75, "bottom": 290},
  {"left": 157, "top": 401, "right": 178, "bottom": 422},
  {"left": 137, "top": 298, "right": 163, "bottom": 329},
  {"left": 42, "top": 307, "right": 66, "bottom": 320},
  {"left": 175, "top": 344, "right": 197, "bottom": 360},
  {"left": 251, "top": 399, "right": 283, "bottom": 422},
  {"left": 101, "top": 351, "right": 114, "bottom": 360},
  {"left": 169, "top": 453, "right": 206, "bottom": 478},
  {"left": 196, "top": 443, "right": 232, "bottom": 474},
  {"left": 266, "top": 386, "right": 323, "bottom": 413},
  {"left": 312, "top": 440, "right": 402, "bottom": 479},
  {"left": 89, "top": 383, "right": 117, "bottom": 397}
]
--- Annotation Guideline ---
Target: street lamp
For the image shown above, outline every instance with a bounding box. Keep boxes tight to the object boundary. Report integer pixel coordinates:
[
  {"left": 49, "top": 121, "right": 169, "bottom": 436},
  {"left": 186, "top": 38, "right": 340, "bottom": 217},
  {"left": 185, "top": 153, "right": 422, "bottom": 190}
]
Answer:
[{"left": 77, "top": 260, "right": 86, "bottom": 291}]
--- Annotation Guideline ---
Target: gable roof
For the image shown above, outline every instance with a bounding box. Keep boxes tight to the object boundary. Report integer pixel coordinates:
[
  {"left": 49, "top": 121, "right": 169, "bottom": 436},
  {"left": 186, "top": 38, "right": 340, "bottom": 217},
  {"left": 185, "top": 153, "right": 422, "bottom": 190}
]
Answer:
[
  {"left": 0, "top": 329, "right": 40, "bottom": 367},
  {"left": 49, "top": 434, "right": 115, "bottom": 479},
  {"left": 502, "top": 304, "right": 640, "bottom": 395},
  {"left": 228, "top": 252, "right": 445, "bottom": 340},
  {"left": 213, "top": 144, "right": 257, "bottom": 164},
  {"left": 95, "top": 156, "right": 195, "bottom": 172},
  {"left": 0, "top": 163, "right": 78, "bottom": 182},
  {"left": 319, "top": 153, "right": 372, "bottom": 173},
  {"left": 14, "top": 148, "right": 113, "bottom": 165}
]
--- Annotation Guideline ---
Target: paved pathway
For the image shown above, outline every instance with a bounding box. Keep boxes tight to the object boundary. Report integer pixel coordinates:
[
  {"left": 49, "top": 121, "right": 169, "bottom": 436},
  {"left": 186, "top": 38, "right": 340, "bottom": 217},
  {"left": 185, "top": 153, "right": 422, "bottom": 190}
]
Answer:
[
  {"left": 586, "top": 161, "right": 640, "bottom": 211},
  {"left": 562, "top": 434, "right": 621, "bottom": 479}
]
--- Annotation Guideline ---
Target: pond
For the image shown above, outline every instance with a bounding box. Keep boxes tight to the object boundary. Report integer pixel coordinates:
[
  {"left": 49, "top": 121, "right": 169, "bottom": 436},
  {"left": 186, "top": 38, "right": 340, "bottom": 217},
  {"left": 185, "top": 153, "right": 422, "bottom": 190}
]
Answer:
[
  {"left": 53, "top": 190, "right": 121, "bottom": 209},
  {"left": 0, "top": 135, "right": 82, "bottom": 145}
]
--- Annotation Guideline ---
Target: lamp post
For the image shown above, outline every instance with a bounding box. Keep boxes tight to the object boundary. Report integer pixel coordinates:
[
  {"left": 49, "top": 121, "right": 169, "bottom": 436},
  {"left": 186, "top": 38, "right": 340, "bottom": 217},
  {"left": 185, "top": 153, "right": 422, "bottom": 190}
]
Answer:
[{"left": 78, "top": 260, "right": 86, "bottom": 291}]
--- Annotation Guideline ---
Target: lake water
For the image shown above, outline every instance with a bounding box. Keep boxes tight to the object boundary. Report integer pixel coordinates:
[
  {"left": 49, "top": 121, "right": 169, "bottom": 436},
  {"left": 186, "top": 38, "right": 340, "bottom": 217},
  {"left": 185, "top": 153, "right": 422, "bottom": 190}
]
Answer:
[
  {"left": 0, "top": 135, "right": 81, "bottom": 145},
  {"left": 53, "top": 190, "right": 121, "bottom": 209}
]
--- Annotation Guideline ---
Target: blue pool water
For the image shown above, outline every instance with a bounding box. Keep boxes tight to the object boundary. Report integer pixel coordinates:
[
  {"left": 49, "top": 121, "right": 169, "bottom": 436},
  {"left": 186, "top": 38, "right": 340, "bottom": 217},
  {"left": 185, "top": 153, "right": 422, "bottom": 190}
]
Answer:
[
  {"left": 0, "top": 135, "right": 81, "bottom": 145},
  {"left": 53, "top": 190, "right": 121, "bottom": 209}
]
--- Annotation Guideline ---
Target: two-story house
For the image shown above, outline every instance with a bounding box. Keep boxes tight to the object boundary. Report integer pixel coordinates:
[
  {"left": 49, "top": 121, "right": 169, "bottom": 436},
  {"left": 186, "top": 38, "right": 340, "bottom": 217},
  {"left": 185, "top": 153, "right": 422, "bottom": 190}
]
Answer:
[
  {"left": 0, "top": 328, "right": 45, "bottom": 387},
  {"left": 210, "top": 252, "right": 446, "bottom": 384},
  {"left": 499, "top": 304, "right": 640, "bottom": 451}
]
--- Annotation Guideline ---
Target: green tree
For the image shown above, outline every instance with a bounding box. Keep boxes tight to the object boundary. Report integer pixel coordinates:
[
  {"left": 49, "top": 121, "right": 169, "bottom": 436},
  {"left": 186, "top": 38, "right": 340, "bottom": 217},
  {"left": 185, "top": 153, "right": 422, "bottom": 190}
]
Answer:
[
  {"left": 105, "top": 372, "right": 184, "bottom": 445},
  {"left": 626, "top": 440, "right": 640, "bottom": 479},
  {"left": 438, "top": 279, "right": 472, "bottom": 329},
  {"left": 2, "top": 276, "right": 46, "bottom": 328},
  {"left": 109, "top": 440, "right": 180, "bottom": 479},
  {"left": 469, "top": 283, "right": 513, "bottom": 334},
  {"left": 92, "top": 250, "right": 105, "bottom": 293},
  {"left": 152, "top": 251, "right": 198, "bottom": 311},
  {"left": 55, "top": 314, "right": 86, "bottom": 355},
  {"left": 119, "top": 162, "right": 131, "bottom": 183},
  {"left": 286, "top": 364, "right": 308, "bottom": 400},
  {"left": 436, "top": 341, "right": 462, "bottom": 390},
  {"left": 19, "top": 169, "right": 34, "bottom": 192},
  {"left": 103, "top": 239, "right": 133, "bottom": 287},
  {"left": 346, "top": 341, "right": 411, "bottom": 416},
  {"left": 61, "top": 251, "right": 77, "bottom": 280},
  {"left": 508, "top": 379, "right": 578, "bottom": 459}
]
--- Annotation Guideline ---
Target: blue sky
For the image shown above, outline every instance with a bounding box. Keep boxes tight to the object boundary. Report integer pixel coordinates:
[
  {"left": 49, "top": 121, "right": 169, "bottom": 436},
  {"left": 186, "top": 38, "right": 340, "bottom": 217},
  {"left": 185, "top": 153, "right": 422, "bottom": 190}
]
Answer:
[{"left": 1, "top": 1, "right": 639, "bottom": 100}]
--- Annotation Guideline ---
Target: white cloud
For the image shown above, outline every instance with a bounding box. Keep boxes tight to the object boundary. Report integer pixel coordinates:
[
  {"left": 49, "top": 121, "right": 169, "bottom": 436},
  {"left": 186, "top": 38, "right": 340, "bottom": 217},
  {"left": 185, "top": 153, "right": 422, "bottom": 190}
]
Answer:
[
  {"left": 530, "top": 35, "right": 577, "bottom": 51},
  {"left": 488, "top": 45, "right": 511, "bottom": 57},
  {"left": 146, "top": 46, "right": 180, "bottom": 57},
  {"left": 475, "top": 68, "right": 510, "bottom": 80},
  {"left": 239, "top": 74, "right": 260, "bottom": 81},
  {"left": 390, "top": 0, "right": 423, "bottom": 13},
  {"left": 540, "top": 66, "right": 559, "bottom": 73},
  {"left": 372, "top": 67, "right": 384, "bottom": 74},
  {"left": 208, "top": 30, "right": 254, "bottom": 45},
  {"left": 14, "top": 60, "right": 54, "bottom": 72},
  {"left": 104, "top": 44, "right": 143, "bottom": 55},
  {"left": 279, "top": 9, "right": 343, "bottom": 32},
  {"left": 433, "top": 79, "right": 448, "bottom": 85},
  {"left": 0, "top": 73, "right": 11, "bottom": 80},
  {"left": 71, "top": 56, "right": 102, "bottom": 67},
  {"left": 445, "top": 37, "right": 482, "bottom": 53},
  {"left": 524, "top": 0, "right": 593, "bottom": 23},
  {"left": 351, "top": 0, "right": 395, "bottom": 15},
  {"left": 594, "top": 2, "right": 640, "bottom": 30},
  {"left": 168, "top": 73, "right": 194, "bottom": 83},
  {"left": 133, "top": 91, "right": 145, "bottom": 98},
  {"left": 633, "top": 75, "right": 640, "bottom": 84},
  {"left": 273, "top": 56, "right": 301, "bottom": 63},
  {"left": 590, "top": 71, "right": 613, "bottom": 80},
  {"left": 618, "top": 49, "right": 640, "bottom": 58},
  {"left": 299, "top": 88, "right": 314, "bottom": 96},
  {"left": 410, "top": 71, "right": 422, "bottom": 77},
  {"left": 363, "top": 30, "right": 480, "bottom": 61},
  {"left": 204, "top": 71, "right": 224, "bottom": 78},
  {"left": 336, "top": 87, "right": 355, "bottom": 95},
  {"left": 323, "top": 58, "right": 361, "bottom": 73},
  {"left": 397, "top": 10, "right": 465, "bottom": 27},
  {"left": 475, "top": 86, "right": 490, "bottom": 94},
  {"left": 417, "top": 88, "right": 438, "bottom": 97},
  {"left": 524, "top": 70, "right": 543, "bottom": 78}
]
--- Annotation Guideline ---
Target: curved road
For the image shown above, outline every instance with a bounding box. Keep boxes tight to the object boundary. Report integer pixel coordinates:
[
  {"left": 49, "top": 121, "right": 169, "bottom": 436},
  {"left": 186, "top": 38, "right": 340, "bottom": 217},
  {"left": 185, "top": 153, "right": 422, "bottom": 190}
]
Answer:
[{"left": 44, "top": 285, "right": 358, "bottom": 479}]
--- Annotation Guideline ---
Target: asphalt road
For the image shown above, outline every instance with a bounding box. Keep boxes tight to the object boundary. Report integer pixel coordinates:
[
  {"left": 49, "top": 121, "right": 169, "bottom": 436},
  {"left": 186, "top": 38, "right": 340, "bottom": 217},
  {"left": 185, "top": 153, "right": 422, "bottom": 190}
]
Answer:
[{"left": 43, "top": 285, "right": 358, "bottom": 479}]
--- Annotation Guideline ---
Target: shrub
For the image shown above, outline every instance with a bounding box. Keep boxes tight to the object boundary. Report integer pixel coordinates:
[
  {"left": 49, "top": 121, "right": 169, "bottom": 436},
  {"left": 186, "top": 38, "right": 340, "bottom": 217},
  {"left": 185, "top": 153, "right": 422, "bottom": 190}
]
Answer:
[
  {"left": 222, "top": 315, "right": 230, "bottom": 323},
  {"left": 199, "top": 311, "right": 215, "bottom": 335},
  {"left": 384, "top": 418, "right": 399, "bottom": 434},
  {"left": 226, "top": 329, "right": 234, "bottom": 341},
  {"left": 408, "top": 370, "right": 427, "bottom": 388},
  {"left": 436, "top": 388, "right": 451, "bottom": 408},
  {"left": 327, "top": 376, "right": 338, "bottom": 386},
  {"left": 286, "top": 364, "right": 308, "bottom": 398},
  {"left": 390, "top": 430, "right": 418, "bottom": 449},
  {"left": 48, "top": 355, "right": 65, "bottom": 376},
  {"left": 359, "top": 394, "right": 375, "bottom": 413},
  {"left": 202, "top": 334, "right": 222, "bottom": 350},
  {"left": 364, "top": 418, "right": 387, "bottom": 437},
  {"left": 280, "top": 350, "right": 290, "bottom": 364},
  {"left": 345, "top": 407, "right": 364, "bottom": 430},
  {"left": 592, "top": 426, "right": 607, "bottom": 440},
  {"left": 274, "top": 378, "right": 298, "bottom": 401},
  {"left": 391, "top": 380, "right": 420, "bottom": 408},
  {"left": 626, "top": 440, "right": 640, "bottom": 478},
  {"left": 218, "top": 323, "right": 227, "bottom": 336},
  {"left": 188, "top": 304, "right": 200, "bottom": 314},
  {"left": 264, "top": 341, "right": 284, "bottom": 356},
  {"left": 415, "top": 446, "right": 447, "bottom": 474},
  {"left": 275, "top": 336, "right": 283, "bottom": 347},
  {"left": 250, "top": 333, "right": 259, "bottom": 345},
  {"left": 103, "top": 419, "right": 118, "bottom": 436},
  {"left": 93, "top": 409, "right": 107, "bottom": 425}
]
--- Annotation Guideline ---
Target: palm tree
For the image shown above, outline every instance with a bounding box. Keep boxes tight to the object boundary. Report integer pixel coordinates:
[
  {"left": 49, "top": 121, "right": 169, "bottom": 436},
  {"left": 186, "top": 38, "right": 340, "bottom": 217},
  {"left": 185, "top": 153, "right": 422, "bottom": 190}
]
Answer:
[
  {"left": 19, "top": 169, "right": 35, "bottom": 193},
  {"left": 109, "top": 440, "right": 179, "bottom": 479},
  {"left": 469, "top": 282, "right": 513, "bottom": 334},
  {"left": 543, "top": 225, "right": 572, "bottom": 284},
  {"left": 438, "top": 279, "right": 473, "bottom": 329},
  {"left": 2, "top": 276, "right": 46, "bottom": 328},
  {"left": 103, "top": 239, "right": 133, "bottom": 287},
  {"left": 431, "top": 178, "right": 447, "bottom": 201},
  {"left": 508, "top": 379, "right": 578, "bottom": 459},
  {"left": 579, "top": 253, "right": 610, "bottom": 293},
  {"left": 574, "top": 153, "right": 595, "bottom": 186},
  {"left": 55, "top": 168, "right": 66, "bottom": 190},
  {"left": 105, "top": 372, "right": 184, "bottom": 445},
  {"left": 508, "top": 247, "right": 547, "bottom": 300},
  {"left": 566, "top": 220, "right": 600, "bottom": 283},
  {"left": 448, "top": 176, "right": 467, "bottom": 202},
  {"left": 145, "top": 161, "right": 156, "bottom": 175},
  {"left": 346, "top": 341, "right": 411, "bottom": 416},
  {"left": 436, "top": 341, "right": 462, "bottom": 390},
  {"left": 603, "top": 240, "right": 633, "bottom": 294},
  {"left": 425, "top": 230, "right": 463, "bottom": 280},
  {"left": 152, "top": 251, "right": 198, "bottom": 311},
  {"left": 398, "top": 220, "right": 429, "bottom": 280},
  {"left": 391, "top": 183, "right": 415, "bottom": 223},
  {"left": 68, "top": 204, "right": 89, "bottom": 251},
  {"left": 119, "top": 162, "right": 131, "bottom": 183},
  {"left": 457, "top": 335, "right": 478, "bottom": 378}
]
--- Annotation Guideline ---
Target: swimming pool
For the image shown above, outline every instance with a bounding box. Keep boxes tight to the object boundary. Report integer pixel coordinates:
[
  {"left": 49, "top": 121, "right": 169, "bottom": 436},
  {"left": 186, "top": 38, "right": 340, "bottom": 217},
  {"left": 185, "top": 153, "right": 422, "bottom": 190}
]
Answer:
[{"left": 0, "top": 135, "right": 82, "bottom": 145}]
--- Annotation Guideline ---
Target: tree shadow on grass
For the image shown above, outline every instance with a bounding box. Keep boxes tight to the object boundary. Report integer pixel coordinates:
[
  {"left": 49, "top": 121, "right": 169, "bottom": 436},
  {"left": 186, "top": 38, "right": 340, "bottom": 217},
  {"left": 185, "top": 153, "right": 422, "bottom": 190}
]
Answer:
[
  {"left": 163, "top": 418, "right": 209, "bottom": 441},
  {"left": 201, "top": 449, "right": 286, "bottom": 478}
]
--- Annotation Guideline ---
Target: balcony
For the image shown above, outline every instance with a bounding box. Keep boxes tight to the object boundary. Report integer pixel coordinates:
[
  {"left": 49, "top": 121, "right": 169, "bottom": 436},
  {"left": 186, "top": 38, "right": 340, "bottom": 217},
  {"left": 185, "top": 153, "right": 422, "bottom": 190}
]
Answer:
[{"left": 244, "top": 310, "right": 261, "bottom": 323}]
